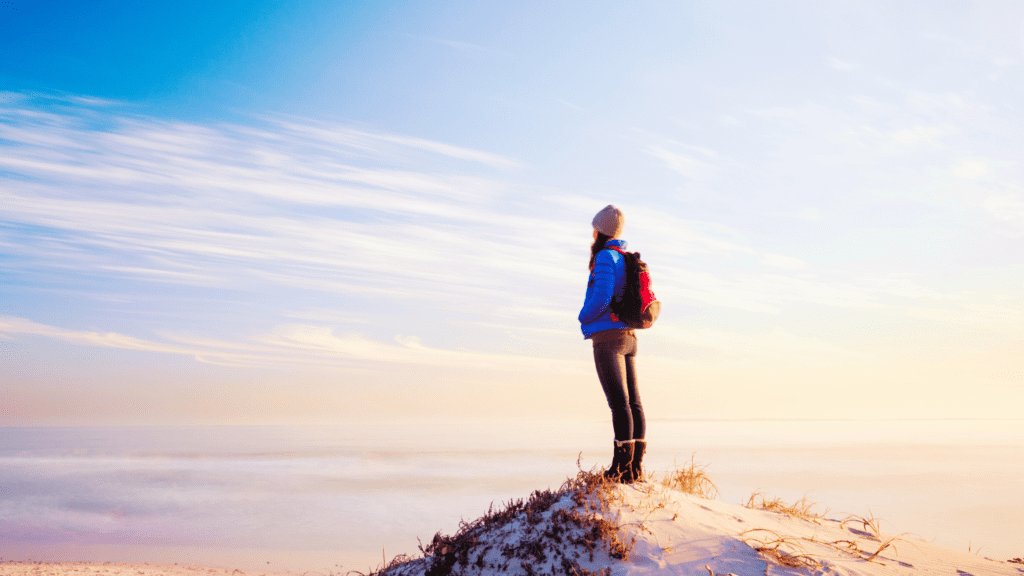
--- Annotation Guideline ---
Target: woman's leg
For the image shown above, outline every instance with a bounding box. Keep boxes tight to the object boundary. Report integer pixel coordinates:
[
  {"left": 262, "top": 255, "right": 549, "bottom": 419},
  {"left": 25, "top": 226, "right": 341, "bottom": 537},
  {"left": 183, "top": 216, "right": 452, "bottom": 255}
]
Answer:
[
  {"left": 593, "top": 341, "right": 632, "bottom": 442},
  {"left": 621, "top": 333, "right": 646, "bottom": 481},
  {"left": 624, "top": 336, "right": 645, "bottom": 440}
]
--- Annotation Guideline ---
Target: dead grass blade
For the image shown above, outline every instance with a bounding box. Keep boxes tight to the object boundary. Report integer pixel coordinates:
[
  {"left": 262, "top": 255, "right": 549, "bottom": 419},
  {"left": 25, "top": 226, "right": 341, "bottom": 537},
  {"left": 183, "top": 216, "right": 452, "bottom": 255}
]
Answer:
[
  {"left": 839, "top": 510, "right": 883, "bottom": 540},
  {"left": 659, "top": 454, "right": 719, "bottom": 499},
  {"left": 861, "top": 533, "right": 908, "bottom": 563},
  {"left": 368, "top": 465, "right": 639, "bottom": 575},
  {"left": 742, "top": 525, "right": 908, "bottom": 569},
  {"left": 743, "top": 491, "right": 828, "bottom": 523},
  {"left": 739, "top": 529, "right": 823, "bottom": 569}
]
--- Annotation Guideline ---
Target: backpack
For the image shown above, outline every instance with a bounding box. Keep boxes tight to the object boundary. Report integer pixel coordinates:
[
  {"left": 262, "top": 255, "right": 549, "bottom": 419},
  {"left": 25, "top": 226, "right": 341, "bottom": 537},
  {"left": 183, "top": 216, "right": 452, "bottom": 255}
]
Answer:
[{"left": 606, "top": 246, "right": 660, "bottom": 329}]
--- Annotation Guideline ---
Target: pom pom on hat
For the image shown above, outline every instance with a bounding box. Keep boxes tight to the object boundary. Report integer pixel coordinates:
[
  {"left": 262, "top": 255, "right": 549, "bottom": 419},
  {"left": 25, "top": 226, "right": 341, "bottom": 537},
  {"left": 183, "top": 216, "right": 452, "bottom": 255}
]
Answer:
[{"left": 592, "top": 204, "right": 625, "bottom": 237}]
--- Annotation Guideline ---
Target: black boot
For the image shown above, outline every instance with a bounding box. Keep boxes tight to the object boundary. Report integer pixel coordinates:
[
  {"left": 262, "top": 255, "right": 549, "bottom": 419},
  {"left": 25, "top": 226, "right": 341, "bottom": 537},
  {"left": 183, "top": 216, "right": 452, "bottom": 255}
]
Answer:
[
  {"left": 626, "top": 439, "right": 646, "bottom": 483},
  {"left": 603, "top": 440, "right": 634, "bottom": 482}
]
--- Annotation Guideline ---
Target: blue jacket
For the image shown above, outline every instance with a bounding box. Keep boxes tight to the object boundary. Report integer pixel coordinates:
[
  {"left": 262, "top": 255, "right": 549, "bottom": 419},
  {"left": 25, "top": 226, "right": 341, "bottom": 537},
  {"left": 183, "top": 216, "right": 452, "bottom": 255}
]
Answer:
[{"left": 579, "top": 239, "right": 630, "bottom": 338}]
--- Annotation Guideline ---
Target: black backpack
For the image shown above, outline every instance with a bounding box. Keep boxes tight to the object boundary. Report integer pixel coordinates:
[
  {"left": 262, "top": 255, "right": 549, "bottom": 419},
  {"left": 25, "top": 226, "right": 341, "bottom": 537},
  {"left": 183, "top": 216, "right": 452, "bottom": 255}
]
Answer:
[{"left": 606, "top": 246, "right": 660, "bottom": 329}]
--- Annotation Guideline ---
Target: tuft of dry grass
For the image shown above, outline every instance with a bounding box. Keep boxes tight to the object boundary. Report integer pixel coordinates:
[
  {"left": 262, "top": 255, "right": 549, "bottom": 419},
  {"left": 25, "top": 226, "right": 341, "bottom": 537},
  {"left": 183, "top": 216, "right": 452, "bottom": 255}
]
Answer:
[
  {"left": 366, "top": 457, "right": 726, "bottom": 575},
  {"left": 740, "top": 529, "right": 823, "bottom": 569},
  {"left": 836, "top": 510, "right": 910, "bottom": 563},
  {"left": 861, "top": 533, "right": 907, "bottom": 563},
  {"left": 362, "top": 457, "right": 919, "bottom": 576},
  {"left": 839, "top": 510, "right": 883, "bottom": 540},
  {"left": 563, "top": 467, "right": 639, "bottom": 562},
  {"left": 659, "top": 455, "right": 719, "bottom": 499},
  {"left": 743, "top": 491, "right": 828, "bottom": 523},
  {"left": 741, "top": 525, "right": 909, "bottom": 569},
  {"left": 364, "top": 466, "right": 636, "bottom": 576}
]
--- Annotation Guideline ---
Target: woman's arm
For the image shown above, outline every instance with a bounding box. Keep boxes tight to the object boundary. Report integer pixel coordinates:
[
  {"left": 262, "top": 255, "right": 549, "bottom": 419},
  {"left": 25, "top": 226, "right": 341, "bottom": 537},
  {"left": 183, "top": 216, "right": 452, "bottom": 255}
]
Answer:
[{"left": 579, "top": 250, "right": 617, "bottom": 324}]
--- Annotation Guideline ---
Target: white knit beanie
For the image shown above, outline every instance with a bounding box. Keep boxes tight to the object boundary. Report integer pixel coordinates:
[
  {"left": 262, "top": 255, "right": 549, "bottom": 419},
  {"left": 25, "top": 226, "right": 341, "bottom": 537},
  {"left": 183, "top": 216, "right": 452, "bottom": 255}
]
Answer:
[{"left": 592, "top": 205, "right": 624, "bottom": 237}]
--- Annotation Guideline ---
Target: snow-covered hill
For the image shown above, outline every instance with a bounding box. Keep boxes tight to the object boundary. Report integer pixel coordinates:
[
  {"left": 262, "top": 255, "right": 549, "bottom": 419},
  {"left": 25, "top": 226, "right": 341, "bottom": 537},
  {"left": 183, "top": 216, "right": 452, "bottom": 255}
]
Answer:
[{"left": 372, "top": 469, "right": 1023, "bottom": 576}]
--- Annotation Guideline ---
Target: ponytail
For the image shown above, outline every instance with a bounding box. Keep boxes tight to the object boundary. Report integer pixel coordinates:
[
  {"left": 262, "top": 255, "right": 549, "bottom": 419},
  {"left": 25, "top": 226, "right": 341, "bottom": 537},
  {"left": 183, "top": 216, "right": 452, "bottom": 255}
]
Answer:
[{"left": 589, "top": 232, "right": 612, "bottom": 270}]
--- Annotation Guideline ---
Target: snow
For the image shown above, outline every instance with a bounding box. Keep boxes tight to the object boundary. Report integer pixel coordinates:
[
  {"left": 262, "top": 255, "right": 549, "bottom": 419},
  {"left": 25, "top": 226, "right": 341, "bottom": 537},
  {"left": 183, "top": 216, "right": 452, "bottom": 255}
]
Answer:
[
  {"left": 2, "top": 473, "right": 1020, "bottom": 576},
  {"left": 374, "top": 473, "right": 1024, "bottom": 576}
]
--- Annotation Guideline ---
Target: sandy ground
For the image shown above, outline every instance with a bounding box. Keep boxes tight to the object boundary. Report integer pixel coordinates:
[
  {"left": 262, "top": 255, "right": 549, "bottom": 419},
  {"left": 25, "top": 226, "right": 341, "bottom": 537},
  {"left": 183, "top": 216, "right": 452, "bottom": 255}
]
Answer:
[
  {"left": 5, "top": 480, "right": 1023, "bottom": 576},
  {"left": 0, "top": 562, "right": 296, "bottom": 576}
]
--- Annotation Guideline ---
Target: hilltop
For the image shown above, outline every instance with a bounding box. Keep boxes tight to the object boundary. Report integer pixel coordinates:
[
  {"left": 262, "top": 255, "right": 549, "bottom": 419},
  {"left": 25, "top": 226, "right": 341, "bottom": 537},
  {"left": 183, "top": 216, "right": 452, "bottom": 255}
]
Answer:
[
  {"left": 1, "top": 466, "right": 1019, "bottom": 576},
  {"left": 370, "top": 466, "right": 1023, "bottom": 576}
]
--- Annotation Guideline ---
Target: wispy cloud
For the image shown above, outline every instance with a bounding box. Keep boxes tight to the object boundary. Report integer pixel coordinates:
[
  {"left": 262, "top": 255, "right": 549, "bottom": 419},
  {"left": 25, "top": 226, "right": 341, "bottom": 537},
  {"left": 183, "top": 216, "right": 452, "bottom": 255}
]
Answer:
[
  {"left": 0, "top": 94, "right": 1012, "bottom": 380},
  {"left": 0, "top": 99, "right": 550, "bottom": 308},
  {"left": 983, "top": 193, "right": 1024, "bottom": 237},
  {"left": 645, "top": 145, "right": 717, "bottom": 180},
  {"left": 826, "top": 56, "right": 856, "bottom": 71},
  {"left": 0, "top": 316, "right": 201, "bottom": 358},
  {"left": 952, "top": 158, "right": 990, "bottom": 180},
  {"left": 0, "top": 99, "right": 967, "bottom": 323},
  {"left": 650, "top": 324, "right": 873, "bottom": 366},
  {"left": 0, "top": 315, "right": 584, "bottom": 373},
  {"left": 407, "top": 34, "right": 515, "bottom": 60}
]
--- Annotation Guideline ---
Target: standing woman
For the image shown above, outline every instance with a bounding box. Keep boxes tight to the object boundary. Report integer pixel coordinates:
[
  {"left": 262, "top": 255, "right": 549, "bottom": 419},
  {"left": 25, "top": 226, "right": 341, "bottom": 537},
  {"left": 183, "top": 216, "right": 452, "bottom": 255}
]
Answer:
[{"left": 579, "top": 205, "right": 646, "bottom": 483}]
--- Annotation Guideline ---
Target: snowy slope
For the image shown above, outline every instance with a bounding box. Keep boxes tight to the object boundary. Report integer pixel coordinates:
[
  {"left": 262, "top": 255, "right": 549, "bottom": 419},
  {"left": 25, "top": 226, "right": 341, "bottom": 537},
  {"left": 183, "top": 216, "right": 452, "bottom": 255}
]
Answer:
[{"left": 374, "top": 471, "right": 1024, "bottom": 576}]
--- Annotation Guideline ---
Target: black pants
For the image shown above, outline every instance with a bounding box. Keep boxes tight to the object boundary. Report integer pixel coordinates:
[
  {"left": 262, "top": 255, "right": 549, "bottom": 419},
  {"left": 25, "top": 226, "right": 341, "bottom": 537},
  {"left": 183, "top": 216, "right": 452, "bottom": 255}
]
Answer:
[{"left": 592, "top": 329, "right": 645, "bottom": 442}]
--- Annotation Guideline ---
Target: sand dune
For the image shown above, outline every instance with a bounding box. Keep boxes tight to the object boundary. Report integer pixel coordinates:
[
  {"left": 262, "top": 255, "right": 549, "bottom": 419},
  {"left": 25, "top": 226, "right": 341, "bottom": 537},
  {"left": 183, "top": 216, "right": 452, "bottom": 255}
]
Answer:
[
  {"left": 4, "top": 470, "right": 1021, "bottom": 576},
  {"left": 0, "top": 563, "right": 291, "bottom": 576},
  {"left": 374, "top": 470, "right": 1022, "bottom": 576}
]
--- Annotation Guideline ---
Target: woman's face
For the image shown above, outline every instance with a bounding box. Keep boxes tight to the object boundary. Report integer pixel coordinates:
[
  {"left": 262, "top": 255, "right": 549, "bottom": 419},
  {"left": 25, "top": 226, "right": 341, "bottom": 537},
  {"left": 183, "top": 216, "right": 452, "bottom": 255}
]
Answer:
[{"left": 592, "top": 228, "right": 599, "bottom": 241}]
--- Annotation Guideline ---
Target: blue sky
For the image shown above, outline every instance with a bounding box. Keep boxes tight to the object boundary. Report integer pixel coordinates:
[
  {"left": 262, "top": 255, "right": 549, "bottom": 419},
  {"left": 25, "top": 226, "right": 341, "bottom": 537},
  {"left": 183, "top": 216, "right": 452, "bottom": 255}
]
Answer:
[{"left": 1, "top": 1, "right": 1022, "bottom": 424}]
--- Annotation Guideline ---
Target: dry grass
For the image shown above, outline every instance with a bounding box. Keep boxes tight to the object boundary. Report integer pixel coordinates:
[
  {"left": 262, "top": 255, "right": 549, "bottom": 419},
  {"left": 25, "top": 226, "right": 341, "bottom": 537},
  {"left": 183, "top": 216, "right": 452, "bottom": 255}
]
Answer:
[
  {"left": 835, "top": 511, "right": 909, "bottom": 562},
  {"left": 364, "top": 467, "right": 636, "bottom": 576},
  {"left": 861, "top": 534, "right": 907, "bottom": 563},
  {"left": 364, "top": 457, "right": 724, "bottom": 575},
  {"left": 744, "top": 491, "right": 828, "bottom": 523},
  {"left": 563, "top": 467, "right": 639, "bottom": 561},
  {"left": 362, "top": 457, "right": 920, "bottom": 576},
  {"left": 826, "top": 533, "right": 907, "bottom": 563},
  {"left": 839, "top": 511, "right": 883, "bottom": 540},
  {"left": 659, "top": 455, "right": 719, "bottom": 499},
  {"left": 741, "top": 526, "right": 909, "bottom": 569},
  {"left": 740, "top": 529, "right": 824, "bottom": 569}
]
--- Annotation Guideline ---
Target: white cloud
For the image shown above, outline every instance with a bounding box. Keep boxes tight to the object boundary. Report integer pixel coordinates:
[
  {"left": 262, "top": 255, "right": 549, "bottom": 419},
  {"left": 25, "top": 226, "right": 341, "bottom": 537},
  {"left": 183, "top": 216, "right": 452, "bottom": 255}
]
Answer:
[
  {"left": 952, "top": 158, "right": 990, "bottom": 180},
  {"left": 906, "top": 303, "right": 1024, "bottom": 330},
  {"left": 827, "top": 56, "right": 855, "bottom": 71},
  {"left": 891, "top": 125, "right": 946, "bottom": 146},
  {"left": 759, "top": 253, "right": 809, "bottom": 270},
  {"left": 261, "top": 324, "right": 580, "bottom": 372},
  {"left": 407, "top": 34, "right": 515, "bottom": 60},
  {"left": 0, "top": 103, "right": 570, "bottom": 313},
  {"left": 0, "top": 315, "right": 584, "bottom": 373},
  {"left": 768, "top": 207, "right": 822, "bottom": 221},
  {"left": 274, "top": 119, "right": 523, "bottom": 171},
  {"left": 645, "top": 146, "right": 716, "bottom": 180},
  {"left": 0, "top": 97, "right": 1009, "bottom": 380},
  {"left": 906, "top": 91, "right": 972, "bottom": 114},
  {"left": 650, "top": 324, "right": 871, "bottom": 365},
  {"left": 984, "top": 193, "right": 1024, "bottom": 232},
  {"left": 0, "top": 316, "right": 200, "bottom": 357}
]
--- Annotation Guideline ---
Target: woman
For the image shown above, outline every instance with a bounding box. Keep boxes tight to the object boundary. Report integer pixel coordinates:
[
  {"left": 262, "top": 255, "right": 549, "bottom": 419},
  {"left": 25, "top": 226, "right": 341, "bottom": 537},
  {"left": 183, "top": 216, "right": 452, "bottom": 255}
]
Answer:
[{"left": 578, "top": 204, "right": 645, "bottom": 483}]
